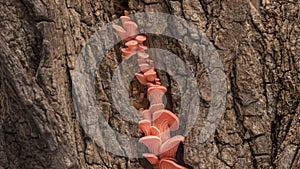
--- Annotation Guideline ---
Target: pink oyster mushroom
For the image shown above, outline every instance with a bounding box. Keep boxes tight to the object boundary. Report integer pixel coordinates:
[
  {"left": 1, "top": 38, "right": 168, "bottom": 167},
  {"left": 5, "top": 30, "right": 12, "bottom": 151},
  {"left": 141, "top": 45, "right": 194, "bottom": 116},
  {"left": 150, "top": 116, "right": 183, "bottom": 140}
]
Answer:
[
  {"left": 152, "top": 109, "right": 180, "bottom": 142},
  {"left": 148, "top": 85, "right": 167, "bottom": 105},
  {"left": 113, "top": 11, "right": 186, "bottom": 169},
  {"left": 159, "top": 158, "right": 187, "bottom": 169},
  {"left": 139, "top": 135, "right": 161, "bottom": 155}
]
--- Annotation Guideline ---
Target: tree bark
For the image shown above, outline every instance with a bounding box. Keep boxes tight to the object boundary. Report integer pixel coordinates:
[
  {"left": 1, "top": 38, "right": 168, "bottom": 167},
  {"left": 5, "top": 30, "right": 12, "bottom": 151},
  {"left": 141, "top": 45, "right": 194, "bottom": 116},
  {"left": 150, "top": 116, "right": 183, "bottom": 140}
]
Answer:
[{"left": 0, "top": 0, "right": 299, "bottom": 169}]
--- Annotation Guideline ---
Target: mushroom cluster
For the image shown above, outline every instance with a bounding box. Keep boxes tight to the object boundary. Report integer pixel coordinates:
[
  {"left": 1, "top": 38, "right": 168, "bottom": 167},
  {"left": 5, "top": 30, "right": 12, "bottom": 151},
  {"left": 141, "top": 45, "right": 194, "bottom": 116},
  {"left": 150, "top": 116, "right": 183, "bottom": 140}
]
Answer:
[{"left": 113, "top": 11, "right": 187, "bottom": 169}]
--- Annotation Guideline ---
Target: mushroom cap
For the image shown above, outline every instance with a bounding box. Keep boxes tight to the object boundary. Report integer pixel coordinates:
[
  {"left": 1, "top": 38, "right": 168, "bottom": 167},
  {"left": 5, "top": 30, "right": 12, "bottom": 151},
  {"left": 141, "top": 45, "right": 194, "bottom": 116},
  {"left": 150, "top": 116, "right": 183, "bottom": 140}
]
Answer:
[
  {"left": 152, "top": 109, "right": 179, "bottom": 131},
  {"left": 142, "top": 153, "right": 158, "bottom": 165},
  {"left": 159, "top": 159, "right": 187, "bottom": 169},
  {"left": 112, "top": 24, "right": 127, "bottom": 39},
  {"left": 125, "top": 40, "right": 138, "bottom": 47},
  {"left": 139, "top": 63, "right": 151, "bottom": 73},
  {"left": 139, "top": 120, "right": 151, "bottom": 136},
  {"left": 135, "top": 35, "right": 147, "bottom": 43},
  {"left": 123, "top": 21, "right": 139, "bottom": 37},
  {"left": 144, "top": 69, "right": 157, "bottom": 82},
  {"left": 120, "top": 16, "right": 131, "bottom": 26},
  {"left": 150, "top": 126, "right": 160, "bottom": 136},
  {"left": 148, "top": 89, "right": 165, "bottom": 105},
  {"left": 142, "top": 109, "right": 151, "bottom": 121},
  {"left": 144, "top": 69, "right": 156, "bottom": 76},
  {"left": 149, "top": 103, "right": 165, "bottom": 115},
  {"left": 121, "top": 47, "right": 133, "bottom": 54},
  {"left": 148, "top": 85, "right": 167, "bottom": 95},
  {"left": 138, "top": 44, "right": 148, "bottom": 51},
  {"left": 121, "top": 52, "right": 136, "bottom": 59},
  {"left": 135, "top": 73, "right": 148, "bottom": 85},
  {"left": 139, "top": 136, "right": 162, "bottom": 155},
  {"left": 159, "top": 135, "right": 185, "bottom": 159}
]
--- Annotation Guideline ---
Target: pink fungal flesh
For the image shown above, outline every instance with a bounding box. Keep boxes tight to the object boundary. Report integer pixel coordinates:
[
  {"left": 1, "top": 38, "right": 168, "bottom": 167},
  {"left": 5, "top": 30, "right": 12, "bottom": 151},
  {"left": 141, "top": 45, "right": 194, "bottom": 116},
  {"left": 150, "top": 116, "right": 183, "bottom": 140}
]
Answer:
[
  {"left": 142, "top": 153, "right": 158, "bottom": 165},
  {"left": 125, "top": 40, "right": 138, "bottom": 47},
  {"left": 159, "top": 159, "right": 187, "bottom": 169},
  {"left": 123, "top": 21, "right": 138, "bottom": 37},
  {"left": 144, "top": 69, "right": 157, "bottom": 82},
  {"left": 136, "top": 35, "right": 147, "bottom": 43},
  {"left": 139, "top": 136, "right": 162, "bottom": 155},
  {"left": 120, "top": 16, "right": 131, "bottom": 26},
  {"left": 139, "top": 120, "right": 151, "bottom": 136},
  {"left": 113, "top": 11, "right": 186, "bottom": 169},
  {"left": 148, "top": 85, "right": 167, "bottom": 95},
  {"left": 142, "top": 109, "right": 151, "bottom": 121},
  {"left": 150, "top": 126, "right": 160, "bottom": 136},
  {"left": 148, "top": 89, "right": 166, "bottom": 105},
  {"left": 139, "top": 64, "right": 151, "bottom": 73},
  {"left": 135, "top": 73, "right": 148, "bottom": 85},
  {"left": 112, "top": 24, "right": 127, "bottom": 39},
  {"left": 159, "top": 135, "right": 185, "bottom": 159},
  {"left": 149, "top": 103, "right": 165, "bottom": 115},
  {"left": 138, "top": 44, "right": 148, "bottom": 51},
  {"left": 153, "top": 109, "right": 179, "bottom": 131}
]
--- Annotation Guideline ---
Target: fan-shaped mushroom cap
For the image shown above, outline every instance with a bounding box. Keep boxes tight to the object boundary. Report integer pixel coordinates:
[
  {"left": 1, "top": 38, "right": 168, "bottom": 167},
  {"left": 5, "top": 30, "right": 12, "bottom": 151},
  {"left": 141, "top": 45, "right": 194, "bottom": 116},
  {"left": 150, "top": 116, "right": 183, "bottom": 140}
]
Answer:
[
  {"left": 125, "top": 40, "right": 138, "bottom": 47},
  {"left": 139, "top": 63, "right": 151, "bottom": 73},
  {"left": 159, "top": 159, "right": 187, "bottom": 169},
  {"left": 138, "top": 44, "right": 148, "bottom": 51},
  {"left": 123, "top": 21, "right": 139, "bottom": 37},
  {"left": 120, "top": 16, "right": 131, "bottom": 26},
  {"left": 135, "top": 35, "right": 147, "bottom": 43},
  {"left": 144, "top": 69, "right": 157, "bottom": 82},
  {"left": 148, "top": 88, "right": 166, "bottom": 105},
  {"left": 150, "top": 126, "right": 160, "bottom": 136},
  {"left": 153, "top": 109, "right": 179, "bottom": 131},
  {"left": 142, "top": 109, "right": 151, "bottom": 121},
  {"left": 148, "top": 85, "right": 167, "bottom": 95},
  {"left": 159, "top": 135, "right": 185, "bottom": 159},
  {"left": 139, "top": 120, "right": 151, "bottom": 136},
  {"left": 121, "top": 47, "right": 133, "bottom": 55},
  {"left": 112, "top": 24, "right": 128, "bottom": 39},
  {"left": 139, "top": 136, "right": 162, "bottom": 155},
  {"left": 142, "top": 153, "right": 158, "bottom": 165},
  {"left": 135, "top": 73, "right": 148, "bottom": 85},
  {"left": 149, "top": 103, "right": 165, "bottom": 115}
]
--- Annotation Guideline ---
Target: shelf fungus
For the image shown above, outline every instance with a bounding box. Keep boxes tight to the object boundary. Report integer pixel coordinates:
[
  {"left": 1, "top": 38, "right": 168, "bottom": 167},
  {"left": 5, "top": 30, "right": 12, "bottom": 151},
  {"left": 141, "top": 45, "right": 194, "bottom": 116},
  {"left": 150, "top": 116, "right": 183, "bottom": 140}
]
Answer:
[{"left": 113, "top": 11, "right": 187, "bottom": 169}]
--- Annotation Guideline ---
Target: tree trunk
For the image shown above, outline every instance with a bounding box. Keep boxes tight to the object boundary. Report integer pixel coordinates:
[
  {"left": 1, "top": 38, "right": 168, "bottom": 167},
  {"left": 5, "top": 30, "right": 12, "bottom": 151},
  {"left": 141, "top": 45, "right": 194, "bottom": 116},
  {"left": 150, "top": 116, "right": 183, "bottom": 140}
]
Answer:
[{"left": 0, "top": 0, "right": 299, "bottom": 169}]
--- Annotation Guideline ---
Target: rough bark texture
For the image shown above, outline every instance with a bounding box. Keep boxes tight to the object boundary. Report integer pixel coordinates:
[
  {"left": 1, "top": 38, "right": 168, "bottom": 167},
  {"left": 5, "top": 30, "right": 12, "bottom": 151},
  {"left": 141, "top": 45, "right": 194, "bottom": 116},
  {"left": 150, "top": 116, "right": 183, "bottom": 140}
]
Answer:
[{"left": 0, "top": 0, "right": 299, "bottom": 169}]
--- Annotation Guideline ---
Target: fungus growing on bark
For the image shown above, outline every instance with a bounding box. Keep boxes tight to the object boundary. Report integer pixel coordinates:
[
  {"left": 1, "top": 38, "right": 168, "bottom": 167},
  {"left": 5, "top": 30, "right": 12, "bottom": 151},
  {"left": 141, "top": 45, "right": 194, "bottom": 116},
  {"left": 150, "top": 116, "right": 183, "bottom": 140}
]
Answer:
[
  {"left": 152, "top": 110, "right": 179, "bottom": 131},
  {"left": 152, "top": 110, "right": 180, "bottom": 142},
  {"left": 159, "top": 159, "right": 187, "bottom": 169},
  {"left": 142, "top": 153, "right": 159, "bottom": 165},
  {"left": 148, "top": 86, "right": 167, "bottom": 105},
  {"left": 149, "top": 103, "right": 165, "bottom": 115},
  {"left": 113, "top": 11, "right": 186, "bottom": 169},
  {"left": 139, "top": 136, "right": 162, "bottom": 155},
  {"left": 150, "top": 126, "right": 160, "bottom": 136},
  {"left": 159, "top": 135, "right": 185, "bottom": 159},
  {"left": 144, "top": 69, "right": 157, "bottom": 82},
  {"left": 142, "top": 109, "right": 151, "bottom": 121},
  {"left": 139, "top": 120, "right": 151, "bottom": 136},
  {"left": 135, "top": 73, "right": 148, "bottom": 85}
]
